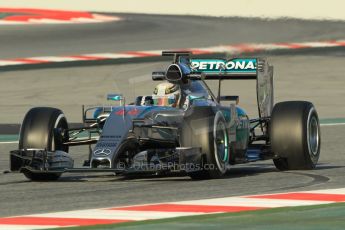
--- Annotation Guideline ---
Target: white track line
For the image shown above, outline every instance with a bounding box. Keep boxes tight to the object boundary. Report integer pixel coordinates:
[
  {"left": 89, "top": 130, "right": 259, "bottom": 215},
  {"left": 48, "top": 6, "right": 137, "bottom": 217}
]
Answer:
[
  {"left": 0, "top": 188, "right": 344, "bottom": 230},
  {"left": 0, "top": 141, "right": 18, "bottom": 144},
  {"left": 174, "top": 197, "right": 331, "bottom": 208},
  {"left": 0, "top": 39, "right": 344, "bottom": 67},
  {"left": 28, "top": 209, "right": 199, "bottom": 221},
  {"left": 0, "top": 225, "right": 58, "bottom": 230},
  {"left": 303, "top": 188, "right": 345, "bottom": 194},
  {"left": 320, "top": 123, "right": 345, "bottom": 126}
]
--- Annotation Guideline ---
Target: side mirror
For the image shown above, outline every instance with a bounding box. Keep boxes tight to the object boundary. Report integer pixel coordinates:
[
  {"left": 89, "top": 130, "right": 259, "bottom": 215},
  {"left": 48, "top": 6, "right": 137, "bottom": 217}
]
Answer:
[
  {"left": 107, "top": 94, "right": 126, "bottom": 107},
  {"left": 107, "top": 94, "right": 123, "bottom": 101}
]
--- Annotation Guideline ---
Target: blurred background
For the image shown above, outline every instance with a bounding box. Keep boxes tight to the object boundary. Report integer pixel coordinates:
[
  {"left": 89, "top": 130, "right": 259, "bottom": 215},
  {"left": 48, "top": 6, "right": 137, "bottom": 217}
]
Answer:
[{"left": 0, "top": 0, "right": 344, "bottom": 124}]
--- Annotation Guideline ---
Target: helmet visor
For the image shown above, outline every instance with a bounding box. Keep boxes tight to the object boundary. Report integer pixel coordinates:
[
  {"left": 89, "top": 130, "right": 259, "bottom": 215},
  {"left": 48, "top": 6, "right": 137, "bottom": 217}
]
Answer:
[{"left": 152, "top": 95, "right": 176, "bottom": 106}]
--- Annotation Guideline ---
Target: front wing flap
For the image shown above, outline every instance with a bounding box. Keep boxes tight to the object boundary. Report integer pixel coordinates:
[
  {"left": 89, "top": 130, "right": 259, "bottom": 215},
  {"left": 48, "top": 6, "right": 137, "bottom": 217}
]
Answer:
[{"left": 10, "top": 147, "right": 203, "bottom": 176}]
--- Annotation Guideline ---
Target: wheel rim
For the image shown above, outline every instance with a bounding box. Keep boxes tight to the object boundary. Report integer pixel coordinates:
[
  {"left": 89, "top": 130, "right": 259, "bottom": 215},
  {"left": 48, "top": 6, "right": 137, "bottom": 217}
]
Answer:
[
  {"left": 214, "top": 118, "right": 229, "bottom": 173},
  {"left": 307, "top": 113, "right": 320, "bottom": 156},
  {"left": 216, "top": 122, "right": 229, "bottom": 162},
  {"left": 52, "top": 114, "right": 68, "bottom": 152}
]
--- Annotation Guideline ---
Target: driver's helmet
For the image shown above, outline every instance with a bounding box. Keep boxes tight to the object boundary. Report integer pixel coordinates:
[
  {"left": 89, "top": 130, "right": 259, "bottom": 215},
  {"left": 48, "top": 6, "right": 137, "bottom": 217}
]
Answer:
[{"left": 152, "top": 82, "right": 181, "bottom": 107}]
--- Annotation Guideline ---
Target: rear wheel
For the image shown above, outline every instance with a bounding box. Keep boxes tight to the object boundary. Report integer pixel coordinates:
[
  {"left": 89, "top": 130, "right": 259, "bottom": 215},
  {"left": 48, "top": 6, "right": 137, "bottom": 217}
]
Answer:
[
  {"left": 180, "top": 107, "right": 229, "bottom": 179},
  {"left": 19, "top": 107, "right": 69, "bottom": 181},
  {"left": 270, "top": 101, "right": 321, "bottom": 170}
]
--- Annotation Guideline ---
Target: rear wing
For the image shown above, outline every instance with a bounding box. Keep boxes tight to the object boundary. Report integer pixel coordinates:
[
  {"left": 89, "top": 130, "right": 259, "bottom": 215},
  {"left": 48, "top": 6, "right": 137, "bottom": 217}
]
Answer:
[
  {"left": 189, "top": 58, "right": 257, "bottom": 80},
  {"left": 153, "top": 52, "right": 274, "bottom": 118},
  {"left": 188, "top": 58, "right": 274, "bottom": 118}
]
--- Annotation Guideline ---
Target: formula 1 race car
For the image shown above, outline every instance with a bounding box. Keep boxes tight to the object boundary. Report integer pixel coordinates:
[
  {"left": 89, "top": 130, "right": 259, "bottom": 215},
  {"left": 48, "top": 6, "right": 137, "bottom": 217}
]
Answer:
[{"left": 10, "top": 52, "right": 321, "bottom": 181}]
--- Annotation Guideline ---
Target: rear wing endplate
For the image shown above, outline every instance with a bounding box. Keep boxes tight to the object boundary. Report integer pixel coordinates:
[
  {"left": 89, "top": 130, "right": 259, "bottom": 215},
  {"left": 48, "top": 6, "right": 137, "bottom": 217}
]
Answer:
[{"left": 256, "top": 58, "right": 274, "bottom": 118}]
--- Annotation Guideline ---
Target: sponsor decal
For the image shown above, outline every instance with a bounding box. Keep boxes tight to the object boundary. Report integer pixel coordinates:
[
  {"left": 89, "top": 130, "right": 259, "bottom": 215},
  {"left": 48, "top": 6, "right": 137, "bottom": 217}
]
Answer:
[
  {"left": 128, "top": 108, "right": 139, "bottom": 115},
  {"left": 115, "top": 109, "right": 125, "bottom": 115},
  {"left": 190, "top": 58, "right": 257, "bottom": 73},
  {"left": 96, "top": 142, "right": 117, "bottom": 148},
  {"left": 115, "top": 108, "right": 139, "bottom": 116},
  {"left": 101, "top": 135, "right": 122, "bottom": 139},
  {"left": 93, "top": 148, "right": 112, "bottom": 156}
]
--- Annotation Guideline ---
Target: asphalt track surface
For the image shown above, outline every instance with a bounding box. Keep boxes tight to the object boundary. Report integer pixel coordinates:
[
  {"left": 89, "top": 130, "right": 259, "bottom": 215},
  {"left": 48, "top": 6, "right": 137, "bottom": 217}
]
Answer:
[
  {"left": 0, "top": 125, "right": 344, "bottom": 217},
  {"left": 1, "top": 13, "right": 345, "bottom": 59},
  {"left": 0, "top": 14, "right": 344, "bottom": 218},
  {"left": 1, "top": 54, "right": 345, "bottom": 123}
]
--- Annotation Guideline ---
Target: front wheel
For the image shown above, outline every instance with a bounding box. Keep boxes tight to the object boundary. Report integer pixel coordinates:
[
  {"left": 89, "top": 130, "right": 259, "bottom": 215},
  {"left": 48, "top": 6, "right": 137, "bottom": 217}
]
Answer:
[
  {"left": 19, "top": 107, "right": 69, "bottom": 181},
  {"left": 270, "top": 101, "right": 321, "bottom": 170},
  {"left": 180, "top": 107, "right": 229, "bottom": 179}
]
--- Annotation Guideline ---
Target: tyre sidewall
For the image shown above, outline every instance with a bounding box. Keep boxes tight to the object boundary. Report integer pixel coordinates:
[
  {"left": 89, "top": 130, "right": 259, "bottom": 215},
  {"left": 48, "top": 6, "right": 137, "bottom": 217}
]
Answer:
[
  {"left": 18, "top": 107, "right": 69, "bottom": 180},
  {"left": 181, "top": 107, "right": 228, "bottom": 179},
  {"left": 271, "top": 101, "right": 321, "bottom": 170},
  {"left": 212, "top": 111, "right": 229, "bottom": 176},
  {"left": 302, "top": 106, "right": 320, "bottom": 168},
  {"left": 19, "top": 107, "right": 68, "bottom": 152}
]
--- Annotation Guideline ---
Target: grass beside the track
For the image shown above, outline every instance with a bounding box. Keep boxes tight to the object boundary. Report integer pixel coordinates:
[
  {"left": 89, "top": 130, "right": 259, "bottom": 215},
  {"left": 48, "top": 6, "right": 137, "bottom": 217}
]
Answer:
[
  {"left": 320, "top": 118, "right": 345, "bottom": 125},
  {"left": 0, "top": 134, "right": 18, "bottom": 142},
  {"left": 0, "top": 13, "right": 18, "bottom": 19},
  {"left": 53, "top": 202, "right": 345, "bottom": 230}
]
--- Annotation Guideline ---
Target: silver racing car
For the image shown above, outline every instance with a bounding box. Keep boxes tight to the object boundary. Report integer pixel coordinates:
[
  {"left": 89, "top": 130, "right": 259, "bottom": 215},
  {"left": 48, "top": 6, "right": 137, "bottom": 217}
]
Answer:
[{"left": 10, "top": 51, "right": 321, "bottom": 181}]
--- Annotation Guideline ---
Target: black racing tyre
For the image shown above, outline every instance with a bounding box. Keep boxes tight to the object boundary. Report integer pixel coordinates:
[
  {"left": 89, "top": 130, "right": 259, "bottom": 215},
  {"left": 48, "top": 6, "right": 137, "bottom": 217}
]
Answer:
[
  {"left": 270, "top": 101, "right": 321, "bottom": 170},
  {"left": 180, "top": 107, "right": 229, "bottom": 179},
  {"left": 19, "top": 107, "right": 69, "bottom": 181}
]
